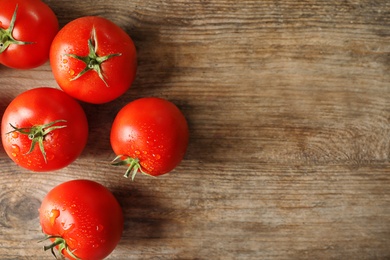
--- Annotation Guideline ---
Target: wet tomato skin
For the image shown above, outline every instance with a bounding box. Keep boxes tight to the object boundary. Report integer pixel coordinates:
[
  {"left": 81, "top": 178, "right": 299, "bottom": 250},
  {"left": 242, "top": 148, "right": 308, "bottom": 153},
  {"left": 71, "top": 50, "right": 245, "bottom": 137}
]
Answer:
[
  {"left": 39, "top": 179, "right": 124, "bottom": 260},
  {"left": 50, "top": 16, "right": 137, "bottom": 104},
  {"left": 110, "top": 97, "right": 189, "bottom": 177},
  {"left": 1, "top": 87, "right": 88, "bottom": 171},
  {"left": 0, "top": 0, "right": 59, "bottom": 69}
]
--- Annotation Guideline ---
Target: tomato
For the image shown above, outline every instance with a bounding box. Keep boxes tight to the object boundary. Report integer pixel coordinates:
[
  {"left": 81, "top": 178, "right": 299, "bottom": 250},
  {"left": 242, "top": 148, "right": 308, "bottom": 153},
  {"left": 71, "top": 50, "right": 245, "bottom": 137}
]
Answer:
[
  {"left": 110, "top": 97, "right": 189, "bottom": 179},
  {"left": 1, "top": 87, "right": 88, "bottom": 171},
  {"left": 50, "top": 16, "right": 137, "bottom": 104},
  {"left": 0, "top": 0, "right": 59, "bottom": 69},
  {"left": 40, "top": 179, "right": 124, "bottom": 260}
]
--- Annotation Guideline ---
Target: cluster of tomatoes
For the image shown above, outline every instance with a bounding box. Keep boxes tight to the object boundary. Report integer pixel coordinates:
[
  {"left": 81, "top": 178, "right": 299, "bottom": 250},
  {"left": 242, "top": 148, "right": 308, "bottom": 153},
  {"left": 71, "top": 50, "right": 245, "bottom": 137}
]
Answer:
[{"left": 0, "top": 0, "right": 189, "bottom": 259}]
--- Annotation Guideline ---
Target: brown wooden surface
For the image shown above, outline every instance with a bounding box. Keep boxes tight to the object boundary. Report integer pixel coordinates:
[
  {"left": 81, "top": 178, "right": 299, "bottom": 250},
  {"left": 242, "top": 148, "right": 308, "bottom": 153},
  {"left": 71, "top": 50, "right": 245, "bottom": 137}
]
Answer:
[{"left": 0, "top": 0, "right": 389, "bottom": 259}]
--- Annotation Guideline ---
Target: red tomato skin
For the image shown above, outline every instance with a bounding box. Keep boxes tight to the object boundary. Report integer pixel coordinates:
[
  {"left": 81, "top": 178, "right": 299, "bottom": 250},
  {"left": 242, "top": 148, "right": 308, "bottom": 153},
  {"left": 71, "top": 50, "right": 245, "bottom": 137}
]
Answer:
[
  {"left": 0, "top": 0, "right": 59, "bottom": 69},
  {"left": 39, "top": 179, "right": 124, "bottom": 260},
  {"left": 50, "top": 16, "right": 137, "bottom": 104},
  {"left": 110, "top": 97, "right": 189, "bottom": 176},
  {"left": 1, "top": 87, "right": 88, "bottom": 171}
]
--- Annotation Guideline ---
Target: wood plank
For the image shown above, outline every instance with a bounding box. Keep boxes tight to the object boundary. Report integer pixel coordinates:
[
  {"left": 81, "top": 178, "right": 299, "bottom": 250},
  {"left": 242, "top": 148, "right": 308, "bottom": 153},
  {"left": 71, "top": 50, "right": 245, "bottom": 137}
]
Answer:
[{"left": 0, "top": 0, "right": 389, "bottom": 259}]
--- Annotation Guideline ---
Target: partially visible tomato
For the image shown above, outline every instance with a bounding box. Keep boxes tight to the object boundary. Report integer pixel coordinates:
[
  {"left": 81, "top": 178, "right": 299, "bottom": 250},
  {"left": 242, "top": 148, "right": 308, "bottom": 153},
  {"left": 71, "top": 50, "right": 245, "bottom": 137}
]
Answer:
[
  {"left": 0, "top": 0, "right": 59, "bottom": 69},
  {"left": 1, "top": 87, "right": 88, "bottom": 171},
  {"left": 40, "top": 179, "right": 124, "bottom": 260},
  {"left": 50, "top": 16, "right": 137, "bottom": 104},
  {"left": 110, "top": 97, "right": 189, "bottom": 179}
]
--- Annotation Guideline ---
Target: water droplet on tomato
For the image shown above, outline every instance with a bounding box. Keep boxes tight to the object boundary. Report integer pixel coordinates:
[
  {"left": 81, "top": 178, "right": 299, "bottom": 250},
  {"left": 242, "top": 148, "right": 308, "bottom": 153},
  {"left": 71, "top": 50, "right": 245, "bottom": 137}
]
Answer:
[
  {"left": 49, "top": 209, "right": 60, "bottom": 225},
  {"left": 11, "top": 132, "right": 19, "bottom": 138},
  {"left": 96, "top": 224, "right": 104, "bottom": 232},
  {"left": 61, "top": 221, "right": 74, "bottom": 231},
  {"left": 11, "top": 144, "right": 20, "bottom": 153},
  {"left": 46, "top": 153, "right": 54, "bottom": 161}
]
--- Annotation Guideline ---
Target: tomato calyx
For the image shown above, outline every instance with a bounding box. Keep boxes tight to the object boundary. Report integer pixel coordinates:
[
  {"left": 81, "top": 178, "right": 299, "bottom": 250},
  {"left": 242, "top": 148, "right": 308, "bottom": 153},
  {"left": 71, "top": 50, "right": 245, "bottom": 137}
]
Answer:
[
  {"left": 6, "top": 119, "right": 67, "bottom": 163},
  {"left": 66, "top": 27, "right": 121, "bottom": 87},
  {"left": 0, "top": 5, "right": 33, "bottom": 53},
  {"left": 41, "top": 235, "right": 80, "bottom": 260},
  {"left": 111, "top": 155, "right": 152, "bottom": 180}
]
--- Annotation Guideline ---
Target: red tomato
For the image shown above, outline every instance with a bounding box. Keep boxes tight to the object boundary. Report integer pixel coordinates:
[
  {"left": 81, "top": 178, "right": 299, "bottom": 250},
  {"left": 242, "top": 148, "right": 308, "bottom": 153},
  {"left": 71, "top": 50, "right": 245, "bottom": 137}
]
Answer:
[
  {"left": 0, "top": 0, "right": 59, "bottom": 69},
  {"left": 1, "top": 87, "right": 88, "bottom": 171},
  {"left": 39, "top": 179, "right": 124, "bottom": 260},
  {"left": 110, "top": 97, "right": 189, "bottom": 179},
  {"left": 50, "top": 16, "right": 137, "bottom": 104}
]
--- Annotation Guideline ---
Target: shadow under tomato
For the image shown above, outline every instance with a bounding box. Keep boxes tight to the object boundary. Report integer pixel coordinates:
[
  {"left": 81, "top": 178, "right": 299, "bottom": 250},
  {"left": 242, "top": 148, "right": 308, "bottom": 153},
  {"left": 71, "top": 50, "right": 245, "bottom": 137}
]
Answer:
[
  {"left": 78, "top": 101, "right": 117, "bottom": 158},
  {"left": 172, "top": 99, "right": 223, "bottom": 165},
  {"left": 112, "top": 186, "right": 166, "bottom": 243}
]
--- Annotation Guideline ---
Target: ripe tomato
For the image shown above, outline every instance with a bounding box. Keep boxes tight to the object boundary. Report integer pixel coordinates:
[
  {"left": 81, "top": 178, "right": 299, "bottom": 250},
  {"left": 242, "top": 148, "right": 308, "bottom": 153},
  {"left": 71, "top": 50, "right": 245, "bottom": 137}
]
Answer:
[
  {"left": 0, "top": 0, "right": 59, "bottom": 69},
  {"left": 1, "top": 87, "right": 88, "bottom": 171},
  {"left": 110, "top": 97, "right": 189, "bottom": 179},
  {"left": 50, "top": 16, "right": 137, "bottom": 104},
  {"left": 39, "top": 179, "right": 124, "bottom": 260}
]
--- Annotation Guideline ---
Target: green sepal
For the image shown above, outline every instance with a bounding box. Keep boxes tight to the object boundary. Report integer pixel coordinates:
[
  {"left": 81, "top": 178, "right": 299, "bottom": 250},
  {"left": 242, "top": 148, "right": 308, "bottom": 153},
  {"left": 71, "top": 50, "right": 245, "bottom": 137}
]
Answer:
[
  {"left": 111, "top": 155, "right": 154, "bottom": 181},
  {"left": 40, "top": 235, "right": 80, "bottom": 260},
  {"left": 66, "top": 27, "right": 121, "bottom": 87},
  {"left": 0, "top": 4, "right": 34, "bottom": 53},
  {"left": 6, "top": 119, "right": 67, "bottom": 163}
]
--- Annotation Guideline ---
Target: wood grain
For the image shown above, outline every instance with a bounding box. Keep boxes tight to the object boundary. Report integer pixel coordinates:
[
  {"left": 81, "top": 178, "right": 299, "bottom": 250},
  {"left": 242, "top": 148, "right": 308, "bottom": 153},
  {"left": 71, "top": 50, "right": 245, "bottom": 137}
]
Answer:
[{"left": 0, "top": 0, "right": 389, "bottom": 259}]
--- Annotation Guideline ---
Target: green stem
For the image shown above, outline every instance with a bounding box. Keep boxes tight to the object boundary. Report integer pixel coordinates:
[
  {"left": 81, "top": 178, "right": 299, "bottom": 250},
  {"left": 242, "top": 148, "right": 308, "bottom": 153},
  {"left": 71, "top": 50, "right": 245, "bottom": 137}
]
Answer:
[
  {"left": 66, "top": 27, "right": 121, "bottom": 87},
  {"left": 7, "top": 119, "right": 67, "bottom": 163},
  {"left": 0, "top": 5, "right": 34, "bottom": 53},
  {"left": 111, "top": 155, "right": 148, "bottom": 180},
  {"left": 41, "top": 235, "right": 80, "bottom": 260}
]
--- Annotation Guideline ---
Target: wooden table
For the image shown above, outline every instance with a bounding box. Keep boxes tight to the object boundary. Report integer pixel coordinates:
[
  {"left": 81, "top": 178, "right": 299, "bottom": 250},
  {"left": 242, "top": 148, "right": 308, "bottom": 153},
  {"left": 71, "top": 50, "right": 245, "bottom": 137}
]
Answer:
[{"left": 0, "top": 0, "right": 389, "bottom": 259}]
